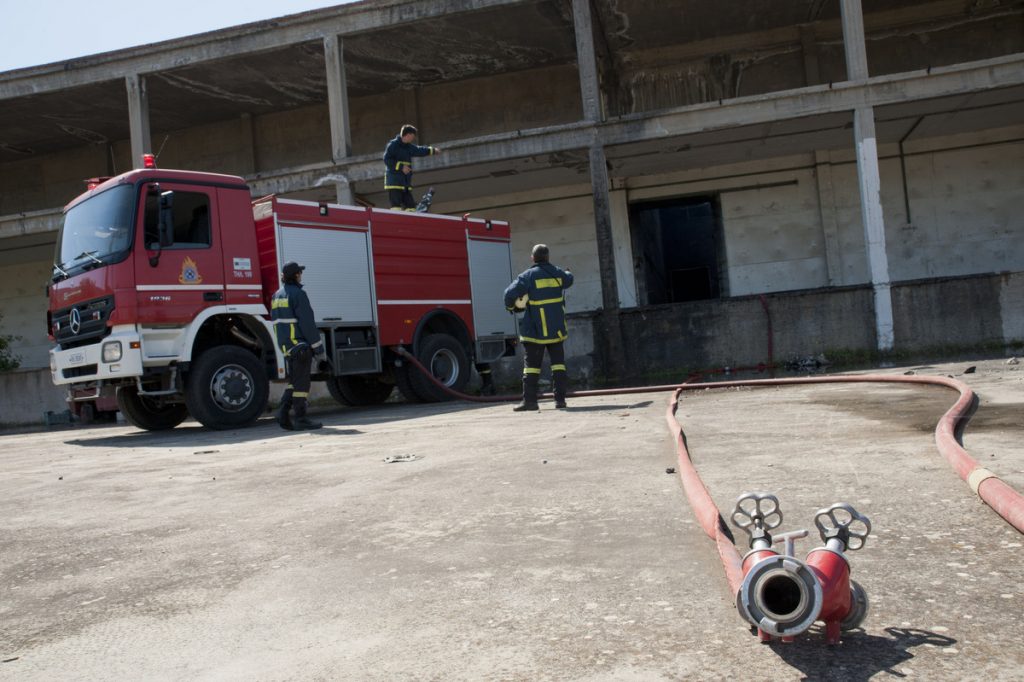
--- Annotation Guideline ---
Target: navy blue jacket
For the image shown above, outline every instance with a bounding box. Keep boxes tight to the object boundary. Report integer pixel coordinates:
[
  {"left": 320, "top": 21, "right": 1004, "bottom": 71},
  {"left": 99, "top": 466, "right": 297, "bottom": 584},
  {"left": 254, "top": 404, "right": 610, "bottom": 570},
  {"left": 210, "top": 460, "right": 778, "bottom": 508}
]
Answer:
[
  {"left": 383, "top": 136, "right": 437, "bottom": 190},
  {"left": 271, "top": 281, "right": 324, "bottom": 356},
  {"left": 503, "top": 262, "right": 574, "bottom": 344}
]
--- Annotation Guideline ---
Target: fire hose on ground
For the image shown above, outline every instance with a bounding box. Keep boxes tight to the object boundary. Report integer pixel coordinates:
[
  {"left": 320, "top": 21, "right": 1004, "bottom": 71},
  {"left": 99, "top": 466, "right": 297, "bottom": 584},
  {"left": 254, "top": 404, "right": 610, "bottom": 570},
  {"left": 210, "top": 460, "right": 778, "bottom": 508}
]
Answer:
[{"left": 393, "top": 346, "right": 1024, "bottom": 642}]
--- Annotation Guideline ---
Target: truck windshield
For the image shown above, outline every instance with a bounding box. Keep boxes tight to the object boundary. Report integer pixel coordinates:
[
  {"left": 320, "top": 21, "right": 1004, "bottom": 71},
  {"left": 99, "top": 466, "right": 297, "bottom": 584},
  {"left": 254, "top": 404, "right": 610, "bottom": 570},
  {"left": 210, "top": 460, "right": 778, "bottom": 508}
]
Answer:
[{"left": 54, "top": 184, "right": 135, "bottom": 280}]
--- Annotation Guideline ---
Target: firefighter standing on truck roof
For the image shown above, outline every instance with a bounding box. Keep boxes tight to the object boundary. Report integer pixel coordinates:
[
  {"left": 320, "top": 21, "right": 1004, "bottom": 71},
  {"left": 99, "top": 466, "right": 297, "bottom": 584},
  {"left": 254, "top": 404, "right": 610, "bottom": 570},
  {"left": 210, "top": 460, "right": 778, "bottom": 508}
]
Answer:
[
  {"left": 383, "top": 124, "right": 442, "bottom": 211},
  {"left": 503, "top": 244, "right": 574, "bottom": 411},
  {"left": 271, "top": 262, "right": 326, "bottom": 431}
]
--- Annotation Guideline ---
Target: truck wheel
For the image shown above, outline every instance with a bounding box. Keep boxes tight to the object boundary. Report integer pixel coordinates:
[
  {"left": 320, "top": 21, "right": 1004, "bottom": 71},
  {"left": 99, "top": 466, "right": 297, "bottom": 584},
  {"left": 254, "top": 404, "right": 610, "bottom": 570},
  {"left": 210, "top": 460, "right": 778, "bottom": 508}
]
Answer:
[
  {"left": 394, "top": 364, "right": 425, "bottom": 403},
  {"left": 116, "top": 386, "right": 189, "bottom": 431},
  {"left": 327, "top": 375, "right": 394, "bottom": 406},
  {"left": 407, "top": 333, "right": 470, "bottom": 402},
  {"left": 185, "top": 345, "right": 269, "bottom": 430}
]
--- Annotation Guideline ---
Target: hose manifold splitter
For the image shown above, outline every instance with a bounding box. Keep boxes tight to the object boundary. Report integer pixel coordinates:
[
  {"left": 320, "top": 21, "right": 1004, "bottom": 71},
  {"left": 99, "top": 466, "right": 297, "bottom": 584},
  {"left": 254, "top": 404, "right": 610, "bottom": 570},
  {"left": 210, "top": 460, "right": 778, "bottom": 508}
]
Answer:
[{"left": 730, "top": 492, "right": 871, "bottom": 645}]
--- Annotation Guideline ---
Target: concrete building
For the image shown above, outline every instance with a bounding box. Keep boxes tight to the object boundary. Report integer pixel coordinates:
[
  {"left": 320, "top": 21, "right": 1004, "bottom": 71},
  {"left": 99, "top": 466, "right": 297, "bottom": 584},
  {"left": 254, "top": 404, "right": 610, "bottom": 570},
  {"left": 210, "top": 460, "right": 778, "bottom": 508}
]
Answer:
[{"left": 1, "top": 0, "right": 1022, "bottom": 407}]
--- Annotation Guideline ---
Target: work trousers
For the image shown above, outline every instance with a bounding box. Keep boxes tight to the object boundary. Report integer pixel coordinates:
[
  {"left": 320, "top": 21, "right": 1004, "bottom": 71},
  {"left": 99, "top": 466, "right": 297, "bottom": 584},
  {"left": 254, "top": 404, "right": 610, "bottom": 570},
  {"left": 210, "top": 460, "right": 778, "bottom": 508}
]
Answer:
[
  {"left": 521, "top": 341, "right": 567, "bottom": 406},
  {"left": 388, "top": 188, "right": 417, "bottom": 211},
  {"left": 282, "top": 344, "right": 313, "bottom": 418}
]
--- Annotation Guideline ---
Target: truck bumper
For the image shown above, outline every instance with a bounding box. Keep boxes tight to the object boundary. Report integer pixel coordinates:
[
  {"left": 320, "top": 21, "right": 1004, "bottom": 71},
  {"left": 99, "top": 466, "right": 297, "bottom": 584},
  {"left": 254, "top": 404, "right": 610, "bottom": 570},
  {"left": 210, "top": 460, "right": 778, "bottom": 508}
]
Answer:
[{"left": 50, "top": 327, "right": 144, "bottom": 386}]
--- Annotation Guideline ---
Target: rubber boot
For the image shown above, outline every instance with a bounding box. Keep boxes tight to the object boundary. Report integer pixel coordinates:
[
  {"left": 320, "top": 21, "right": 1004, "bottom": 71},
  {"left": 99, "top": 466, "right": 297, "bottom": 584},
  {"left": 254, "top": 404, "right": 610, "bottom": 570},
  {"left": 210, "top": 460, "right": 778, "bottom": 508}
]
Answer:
[
  {"left": 514, "top": 374, "right": 540, "bottom": 412},
  {"left": 479, "top": 372, "right": 496, "bottom": 396},
  {"left": 554, "top": 371, "right": 568, "bottom": 409},
  {"left": 276, "top": 392, "right": 293, "bottom": 430},
  {"left": 291, "top": 398, "right": 322, "bottom": 430}
]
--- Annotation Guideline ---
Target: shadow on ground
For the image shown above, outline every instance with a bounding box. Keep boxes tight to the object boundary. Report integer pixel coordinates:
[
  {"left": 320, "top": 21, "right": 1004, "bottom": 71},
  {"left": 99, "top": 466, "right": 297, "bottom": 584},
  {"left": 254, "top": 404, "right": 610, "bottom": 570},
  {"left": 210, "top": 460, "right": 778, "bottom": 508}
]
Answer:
[{"left": 770, "top": 627, "right": 957, "bottom": 681}]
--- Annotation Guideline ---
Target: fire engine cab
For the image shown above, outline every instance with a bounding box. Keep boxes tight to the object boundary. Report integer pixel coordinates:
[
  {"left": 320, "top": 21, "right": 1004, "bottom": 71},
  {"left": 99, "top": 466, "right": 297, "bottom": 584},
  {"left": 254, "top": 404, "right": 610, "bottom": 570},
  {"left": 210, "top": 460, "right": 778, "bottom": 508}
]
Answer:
[{"left": 48, "top": 160, "right": 517, "bottom": 430}]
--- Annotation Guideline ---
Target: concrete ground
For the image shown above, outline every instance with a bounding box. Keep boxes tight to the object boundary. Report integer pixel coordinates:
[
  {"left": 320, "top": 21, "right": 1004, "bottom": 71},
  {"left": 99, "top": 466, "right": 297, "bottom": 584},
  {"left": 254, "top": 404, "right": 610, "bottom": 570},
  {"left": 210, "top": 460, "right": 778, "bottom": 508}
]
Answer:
[{"left": 1, "top": 358, "right": 1021, "bottom": 681}]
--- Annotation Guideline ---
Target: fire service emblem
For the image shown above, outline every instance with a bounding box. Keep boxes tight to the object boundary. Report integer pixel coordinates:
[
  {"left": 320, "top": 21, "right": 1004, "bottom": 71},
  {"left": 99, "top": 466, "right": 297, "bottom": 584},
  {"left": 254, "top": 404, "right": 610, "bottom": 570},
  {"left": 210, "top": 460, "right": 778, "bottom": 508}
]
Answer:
[{"left": 179, "top": 256, "right": 203, "bottom": 284}]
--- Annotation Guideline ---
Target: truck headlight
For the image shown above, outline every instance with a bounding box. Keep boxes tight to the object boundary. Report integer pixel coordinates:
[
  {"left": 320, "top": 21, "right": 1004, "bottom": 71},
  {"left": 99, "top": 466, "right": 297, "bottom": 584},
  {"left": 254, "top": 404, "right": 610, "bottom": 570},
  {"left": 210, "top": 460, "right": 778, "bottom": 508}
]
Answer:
[{"left": 102, "top": 341, "right": 123, "bottom": 363}]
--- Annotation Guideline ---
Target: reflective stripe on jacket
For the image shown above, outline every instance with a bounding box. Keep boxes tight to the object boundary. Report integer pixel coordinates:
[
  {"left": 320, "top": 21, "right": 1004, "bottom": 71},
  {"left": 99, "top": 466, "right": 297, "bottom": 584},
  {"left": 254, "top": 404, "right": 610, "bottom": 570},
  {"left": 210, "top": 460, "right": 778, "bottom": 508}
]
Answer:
[
  {"left": 383, "top": 136, "right": 437, "bottom": 190},
  {"left": 271, "top": 281, "right": 323, "bottom": 355},
  {"left": 503, "top": 263, "right": 574, "bottom": 344}
]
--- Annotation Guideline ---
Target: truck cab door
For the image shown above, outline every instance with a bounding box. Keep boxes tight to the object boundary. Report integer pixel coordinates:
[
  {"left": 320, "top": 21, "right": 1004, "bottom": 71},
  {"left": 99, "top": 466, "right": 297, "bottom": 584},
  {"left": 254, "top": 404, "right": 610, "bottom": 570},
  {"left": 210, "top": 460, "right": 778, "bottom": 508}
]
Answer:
[{"left": 135, "top": 183, "right": 226, "bottom": 327}]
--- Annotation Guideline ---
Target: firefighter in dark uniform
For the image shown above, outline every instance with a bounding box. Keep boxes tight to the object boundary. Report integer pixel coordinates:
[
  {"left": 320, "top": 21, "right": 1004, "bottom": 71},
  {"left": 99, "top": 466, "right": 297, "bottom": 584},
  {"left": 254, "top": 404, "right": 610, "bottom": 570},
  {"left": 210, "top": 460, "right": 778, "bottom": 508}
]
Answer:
[
  {"left": 383, "top": 124, "right": 441, "bottom": 211},
  {"left": 503, "top": 244, "right": 574, "bottom": 411},
  {"left": 271, "top": 261, "right": 326, "bottom": 430}
]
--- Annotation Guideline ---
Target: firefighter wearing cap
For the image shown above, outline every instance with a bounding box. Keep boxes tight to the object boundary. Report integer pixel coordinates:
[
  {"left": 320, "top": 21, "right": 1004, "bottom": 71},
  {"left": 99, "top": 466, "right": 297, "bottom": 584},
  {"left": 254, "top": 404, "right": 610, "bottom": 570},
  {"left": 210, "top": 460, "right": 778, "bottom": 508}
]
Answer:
[
  {"left": 503, "top": 244, "right": 574, "bottom": 411},
  {"left": 383, "top": 124, "right": 442, "bottom": 211},
  {"left": 271, "top": 261, "right": 326, "bottom": 430}
]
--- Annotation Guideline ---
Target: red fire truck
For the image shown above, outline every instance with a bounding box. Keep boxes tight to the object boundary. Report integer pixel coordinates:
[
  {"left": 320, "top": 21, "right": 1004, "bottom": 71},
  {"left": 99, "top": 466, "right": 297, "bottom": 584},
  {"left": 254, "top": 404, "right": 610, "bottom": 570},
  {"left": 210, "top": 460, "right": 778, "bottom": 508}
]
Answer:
[{"left": 48, "top": 159, "right": 517, "bottom": 430}]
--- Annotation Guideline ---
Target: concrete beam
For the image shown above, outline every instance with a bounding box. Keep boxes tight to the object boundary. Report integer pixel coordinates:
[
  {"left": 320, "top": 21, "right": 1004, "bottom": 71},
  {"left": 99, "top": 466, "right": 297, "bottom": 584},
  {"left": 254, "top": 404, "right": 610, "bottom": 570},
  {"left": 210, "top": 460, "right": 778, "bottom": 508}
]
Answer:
[
  {"left": 248, "top": 53, "right": 1024, "bottom": 196},
  {"left": 854, "top": 106, "right": 895, "bottom": 351},
  {"left": 8, "top": 53, "right": 1024, "bottom": 231},
  {"left": 0, "top": 209, "right": 63, "bottom": 241},
  {"left": 323, "top": 35, "right": 352, "bottom": 162},
  {"left": 571, "top": 0, "right": 602, "bottom": 122},
  {"left": 603, "top": 54, "right": 1024, "bottom": 146},
  {"left": 0, "top": 0, "right": 527, "bottom": 100},
  {"left": 125, "top": 74, "right": 151, "bottom": 169}
]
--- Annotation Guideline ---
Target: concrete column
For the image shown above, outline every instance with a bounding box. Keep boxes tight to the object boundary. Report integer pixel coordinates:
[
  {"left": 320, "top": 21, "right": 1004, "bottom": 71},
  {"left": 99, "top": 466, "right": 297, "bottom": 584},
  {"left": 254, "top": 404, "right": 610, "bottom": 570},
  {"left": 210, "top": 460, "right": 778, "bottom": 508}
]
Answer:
[
  {"left": 571, "top": 0, "right": 602, "bottom": 122},
  {"left": 588, "top": 142, "right": 619, "bottom": 313},
  {"left": 799, "top": 25, "right": 821, "bottom": 86},
  {"left": 840, "top": 0, "right": 870, "bottom": 81},
  {"left": 125, "top": 74, "right": 151, "bottom": 169},
  {"left": 853, "top": 107, "right": 894, "bottom": 351},
  {"left": 609, "top": 188, "right": 638, "bottom": 308},
  {"left": 813, "top": 151, "right": 844, "bottom": 285},
  {"left": 842, "top": 0, "right": 893, "bottom": 350},
  {"left": 334, "top": 176, "right": 354, "bottom": 205},
  {"left": 323, "top": 34, "right": 352, "bottom": 161}
]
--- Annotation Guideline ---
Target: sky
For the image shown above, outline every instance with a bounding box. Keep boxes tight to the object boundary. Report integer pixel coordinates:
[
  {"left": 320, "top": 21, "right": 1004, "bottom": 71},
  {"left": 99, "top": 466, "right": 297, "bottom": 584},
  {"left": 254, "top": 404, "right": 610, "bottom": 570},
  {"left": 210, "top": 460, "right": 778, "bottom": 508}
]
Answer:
[{"left": 0, "top": 0, "right": 359, "bottom": 73}]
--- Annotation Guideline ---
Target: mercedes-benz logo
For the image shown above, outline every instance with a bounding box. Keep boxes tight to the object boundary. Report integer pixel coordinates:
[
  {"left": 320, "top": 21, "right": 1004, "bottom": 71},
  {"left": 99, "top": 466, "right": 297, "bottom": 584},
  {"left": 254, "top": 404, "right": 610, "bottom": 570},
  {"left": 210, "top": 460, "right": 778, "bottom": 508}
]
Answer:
[{"left": 69, "top": 307, "right": 81, "bottom": 335}]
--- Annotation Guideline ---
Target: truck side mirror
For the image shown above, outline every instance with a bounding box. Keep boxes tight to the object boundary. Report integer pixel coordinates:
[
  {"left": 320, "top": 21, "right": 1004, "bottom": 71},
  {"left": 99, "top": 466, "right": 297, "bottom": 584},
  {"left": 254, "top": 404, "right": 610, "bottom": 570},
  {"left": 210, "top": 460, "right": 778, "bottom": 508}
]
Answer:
[{"left": 158, "top": 191, "right": 175, "bottom": 248}]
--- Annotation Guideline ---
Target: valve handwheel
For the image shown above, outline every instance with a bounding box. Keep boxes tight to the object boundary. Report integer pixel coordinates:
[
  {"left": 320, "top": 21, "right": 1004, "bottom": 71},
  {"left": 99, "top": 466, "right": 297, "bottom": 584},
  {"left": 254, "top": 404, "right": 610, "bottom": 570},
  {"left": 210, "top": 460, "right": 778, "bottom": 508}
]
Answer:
[
  {"left": 731, "top": 492, "right": 784, "bottom": 534},
  {"left": 813, "top": 502, "right": 871, "bottom": 550}
]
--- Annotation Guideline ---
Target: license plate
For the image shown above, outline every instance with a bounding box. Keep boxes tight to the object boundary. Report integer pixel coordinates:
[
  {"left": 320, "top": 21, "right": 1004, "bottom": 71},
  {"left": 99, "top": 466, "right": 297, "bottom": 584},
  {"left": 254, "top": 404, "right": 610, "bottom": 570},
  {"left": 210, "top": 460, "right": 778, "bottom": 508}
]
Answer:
[{"left": 67, "top": 352, "right": 86, "bottom": 365}]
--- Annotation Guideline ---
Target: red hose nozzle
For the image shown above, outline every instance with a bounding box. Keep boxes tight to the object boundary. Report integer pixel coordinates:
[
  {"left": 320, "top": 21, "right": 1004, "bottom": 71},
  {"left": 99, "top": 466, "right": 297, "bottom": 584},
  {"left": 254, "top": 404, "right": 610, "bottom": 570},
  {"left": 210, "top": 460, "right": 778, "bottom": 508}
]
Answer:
[{"left": 732, "top": 496, "right": 872, "bottom": 644}]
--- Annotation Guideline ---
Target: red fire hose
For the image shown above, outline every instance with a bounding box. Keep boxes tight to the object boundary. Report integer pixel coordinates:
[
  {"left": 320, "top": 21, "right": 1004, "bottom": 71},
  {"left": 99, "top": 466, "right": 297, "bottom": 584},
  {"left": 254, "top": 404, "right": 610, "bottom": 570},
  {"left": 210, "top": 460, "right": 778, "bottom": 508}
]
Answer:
[{"left": 394, "top": 347, "right": 1024, "bottom": 550}]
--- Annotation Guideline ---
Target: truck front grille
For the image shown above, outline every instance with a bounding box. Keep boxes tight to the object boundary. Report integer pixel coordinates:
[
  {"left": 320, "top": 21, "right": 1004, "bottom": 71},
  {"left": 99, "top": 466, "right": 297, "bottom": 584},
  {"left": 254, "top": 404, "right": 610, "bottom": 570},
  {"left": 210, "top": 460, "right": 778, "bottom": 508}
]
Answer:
[
  {"left": 53, "top": 297, "right": 114, "bottom": 350},
  {"left": 63, "top": 364, "right": 98, "bottom": 379}
]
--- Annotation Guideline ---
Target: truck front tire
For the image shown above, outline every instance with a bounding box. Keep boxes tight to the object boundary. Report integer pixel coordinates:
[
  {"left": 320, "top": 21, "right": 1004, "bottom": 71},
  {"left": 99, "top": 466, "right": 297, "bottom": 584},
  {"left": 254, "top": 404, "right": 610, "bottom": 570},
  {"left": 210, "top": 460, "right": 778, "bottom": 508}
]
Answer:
[
  {"left": 116, "top": 386, "right": 189, "bottom": 431},
  {"left": 185, "top": 345, "right": 269, "bottom": 430}
]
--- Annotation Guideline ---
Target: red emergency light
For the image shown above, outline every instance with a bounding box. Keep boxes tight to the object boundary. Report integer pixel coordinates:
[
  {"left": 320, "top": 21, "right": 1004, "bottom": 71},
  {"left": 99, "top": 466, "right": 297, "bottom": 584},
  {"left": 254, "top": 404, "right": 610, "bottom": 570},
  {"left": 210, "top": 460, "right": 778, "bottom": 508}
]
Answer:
[
  {"left": 142, "top": 153, "right": 157, "bottom": 169},
  {"left": 84, "top": 177, "right": 111, "bottom": 191}
]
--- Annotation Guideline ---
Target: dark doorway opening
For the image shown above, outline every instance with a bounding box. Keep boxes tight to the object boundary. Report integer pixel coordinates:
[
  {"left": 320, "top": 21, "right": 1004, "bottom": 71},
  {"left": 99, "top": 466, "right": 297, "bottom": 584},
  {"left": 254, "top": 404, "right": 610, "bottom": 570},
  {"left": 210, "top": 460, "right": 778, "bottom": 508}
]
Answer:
[{"left": 629, "top": 195, "right": 723, "bottom": 305}]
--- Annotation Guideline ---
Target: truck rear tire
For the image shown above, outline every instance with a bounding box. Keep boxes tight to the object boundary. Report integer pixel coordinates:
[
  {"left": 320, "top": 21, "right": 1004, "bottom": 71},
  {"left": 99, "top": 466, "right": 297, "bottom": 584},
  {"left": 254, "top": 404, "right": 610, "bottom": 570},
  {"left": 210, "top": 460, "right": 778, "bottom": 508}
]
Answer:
[
  {"left": 327, "top": 375, "right": 394, "bottom": 406},
  {"left": 185, "top": 345, "right": 269, "bottom": 430},
  {"left": 406, "top": 333, "right": 470, "bottom": 402},
  {"left": 116, "top": 386, "right": 189, "bottom": 431}
]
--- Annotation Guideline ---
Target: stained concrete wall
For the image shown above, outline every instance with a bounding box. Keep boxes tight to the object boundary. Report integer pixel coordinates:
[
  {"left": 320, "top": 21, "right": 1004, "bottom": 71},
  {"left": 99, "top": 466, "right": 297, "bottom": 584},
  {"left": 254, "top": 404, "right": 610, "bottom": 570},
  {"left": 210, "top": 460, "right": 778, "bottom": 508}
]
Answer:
[
  {"left": 0, "top": 368, "right": 69, "bottom": 425},
  {"left": 621, "top": 124, "right": 1024, "bottom": 297},
  {"left": 0, "top": 145, "right": 110, "bottom": 215},
  {"left": 614, "top": 285, "right": 875, "bottom": 379},
  {"left": 0, "top": 254, "right": 54, "bottom": 369}
]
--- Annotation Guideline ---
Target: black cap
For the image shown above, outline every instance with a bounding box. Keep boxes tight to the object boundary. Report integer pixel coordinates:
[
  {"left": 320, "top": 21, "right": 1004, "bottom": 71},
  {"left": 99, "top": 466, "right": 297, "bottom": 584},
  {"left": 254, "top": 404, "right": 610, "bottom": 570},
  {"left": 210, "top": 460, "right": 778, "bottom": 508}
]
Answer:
[{"left": 282, "top": 261, "right": 305, "bottom": 279}]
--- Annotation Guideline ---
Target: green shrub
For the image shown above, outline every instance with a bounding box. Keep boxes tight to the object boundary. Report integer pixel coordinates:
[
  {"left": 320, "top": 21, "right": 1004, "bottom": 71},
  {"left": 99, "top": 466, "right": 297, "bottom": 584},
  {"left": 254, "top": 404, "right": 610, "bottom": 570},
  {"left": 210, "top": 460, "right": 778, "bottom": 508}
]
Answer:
[{"left": 0, "top": 314, "right": 21, "bottom": 371}]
